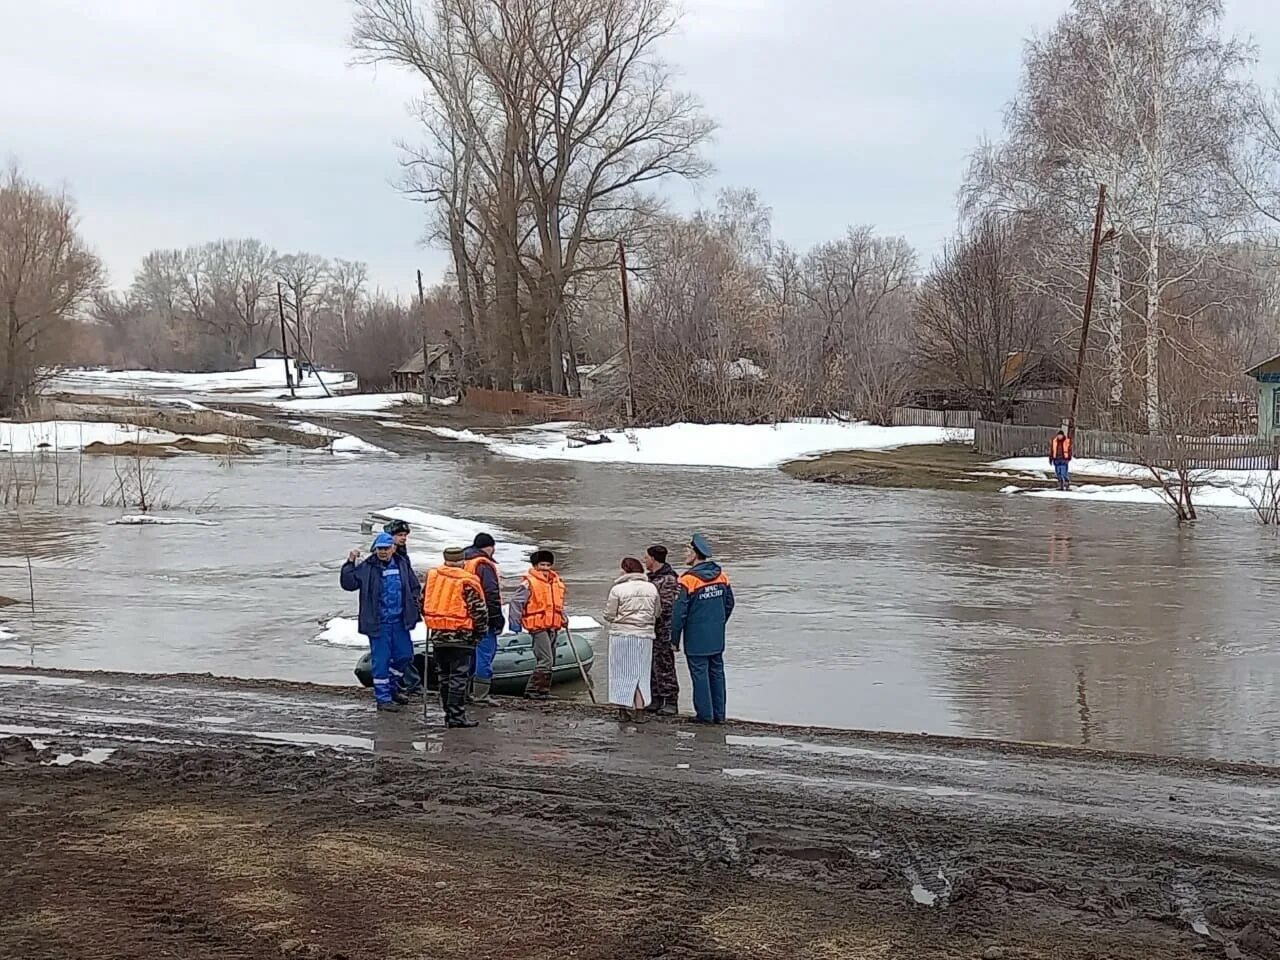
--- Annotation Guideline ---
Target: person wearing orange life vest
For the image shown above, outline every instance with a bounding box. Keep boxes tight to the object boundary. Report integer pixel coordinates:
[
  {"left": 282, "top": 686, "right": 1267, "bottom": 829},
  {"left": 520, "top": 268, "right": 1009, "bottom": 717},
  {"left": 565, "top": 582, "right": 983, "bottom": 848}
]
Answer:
[
  {"left": 463, "top": 532, "right": 504, "bottom": 705},
  {"left": 423, "top": 547, "right": 489, "bottom": 728},
  {"left": 1049, "top": 429, "right": 1073, "bottom": 491},
  {"left": 509, "top": 549, "right": 566, "bottom": 700},
  {"left": 670, "top": 533, "right": 734, "bottom": 725}
]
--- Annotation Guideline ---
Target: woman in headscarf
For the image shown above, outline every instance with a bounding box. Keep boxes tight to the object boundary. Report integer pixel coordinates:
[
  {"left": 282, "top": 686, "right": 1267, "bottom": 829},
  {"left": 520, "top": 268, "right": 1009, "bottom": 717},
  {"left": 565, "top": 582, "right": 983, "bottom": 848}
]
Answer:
[{"left": 604, "top": 557, "right": 660, "bottom": 722}]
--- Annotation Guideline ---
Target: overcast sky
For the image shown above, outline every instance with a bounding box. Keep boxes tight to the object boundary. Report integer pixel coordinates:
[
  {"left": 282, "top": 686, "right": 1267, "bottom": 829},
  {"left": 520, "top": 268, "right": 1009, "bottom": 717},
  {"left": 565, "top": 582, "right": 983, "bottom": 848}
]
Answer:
[{"left": 3, "top": 0, "right": 1279, "bottom": 297}]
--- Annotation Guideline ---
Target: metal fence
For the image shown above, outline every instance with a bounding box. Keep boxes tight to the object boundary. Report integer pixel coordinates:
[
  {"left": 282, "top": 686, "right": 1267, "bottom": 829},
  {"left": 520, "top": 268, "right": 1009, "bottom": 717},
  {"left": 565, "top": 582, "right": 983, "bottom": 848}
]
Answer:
[
  {"left": 974, "top": 420, "right": 1279, "bottom": 470},
  {"left": 890, "top": 406, "right": 979, "bottom": 429}
]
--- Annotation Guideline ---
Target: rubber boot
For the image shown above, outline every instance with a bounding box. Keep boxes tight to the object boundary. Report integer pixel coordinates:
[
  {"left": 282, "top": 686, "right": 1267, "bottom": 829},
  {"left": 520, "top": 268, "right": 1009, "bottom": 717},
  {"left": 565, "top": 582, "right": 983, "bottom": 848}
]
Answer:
[
  {"left": 658, "top": 698, "right": 678, "bottom": 717},
  {"left": 644, "top": 696, "right": 662, "bottom": 714},
  {"left": 471, "top": 679, "right": 492, "bottom": 705},
  {"left": 446, "top": 683, "right": 478, "bottom": 729},
  {"left": 376, "top": 701, "right": 402, "bottom": 713}
]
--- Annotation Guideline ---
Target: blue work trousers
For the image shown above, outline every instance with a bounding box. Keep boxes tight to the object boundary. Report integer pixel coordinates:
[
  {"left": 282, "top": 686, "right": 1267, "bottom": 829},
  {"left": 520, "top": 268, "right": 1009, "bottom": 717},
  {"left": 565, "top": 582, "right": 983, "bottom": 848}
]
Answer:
[
  {"left": 370, "top": 623, "right": 414, "bottom": 704},
  {"left": 686, "top": 653, "right": 726, "bottom": 723},
  {"left": 470, "top": 630, "right": 499, "bottom": 681}
]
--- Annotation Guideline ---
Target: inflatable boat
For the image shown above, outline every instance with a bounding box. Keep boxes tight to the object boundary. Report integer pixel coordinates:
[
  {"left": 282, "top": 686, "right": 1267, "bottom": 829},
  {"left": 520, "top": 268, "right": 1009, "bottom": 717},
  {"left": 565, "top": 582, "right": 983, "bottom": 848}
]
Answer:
[{"left": 354, "top": 629, "right": 594, "bottom": 695}]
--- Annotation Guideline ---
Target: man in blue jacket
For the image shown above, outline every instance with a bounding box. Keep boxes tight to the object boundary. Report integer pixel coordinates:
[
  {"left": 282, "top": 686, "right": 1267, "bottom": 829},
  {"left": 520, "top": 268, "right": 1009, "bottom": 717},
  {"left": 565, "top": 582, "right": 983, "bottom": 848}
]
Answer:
[
  {"left": 341, "top": 532, "right": 422, "bottom": 712},
  {"left": 670, "top": 533, "right": 735, "bottom": 725}
]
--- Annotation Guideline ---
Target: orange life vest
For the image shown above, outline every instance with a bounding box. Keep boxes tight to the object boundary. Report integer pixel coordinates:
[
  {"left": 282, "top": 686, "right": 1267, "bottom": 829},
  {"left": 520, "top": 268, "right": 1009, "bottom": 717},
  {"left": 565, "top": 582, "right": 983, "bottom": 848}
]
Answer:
[
  {"left": 679, "top": 571, "right": 731, "bottom": 596},
  {"left": 1050, "top": 435, "right": 1073, "bottom": 460},
  {"left": 522, "top": 569, "right": 566, "bottom": 632},
  {"left": 465, "top": 555, "right": 500, "bottom": 597},
  {"left": 423, "top": 565, "right": 483, "bottom": 631}
]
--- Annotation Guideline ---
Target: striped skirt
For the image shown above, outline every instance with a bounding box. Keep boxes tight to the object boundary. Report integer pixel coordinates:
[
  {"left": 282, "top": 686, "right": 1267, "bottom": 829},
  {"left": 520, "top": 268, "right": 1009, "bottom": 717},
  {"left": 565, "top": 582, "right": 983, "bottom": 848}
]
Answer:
[{"left": 607, "top": 632, "right": 653, "bottom": 708}]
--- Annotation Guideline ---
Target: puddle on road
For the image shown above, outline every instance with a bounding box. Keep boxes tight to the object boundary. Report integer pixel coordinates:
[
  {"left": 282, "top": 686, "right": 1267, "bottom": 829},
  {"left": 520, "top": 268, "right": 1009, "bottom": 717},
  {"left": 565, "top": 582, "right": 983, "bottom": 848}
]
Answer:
[
  {"left": 47, "top": 747, "right": 116, "bottom": 766},
  {"left": 230, "top": 730, "right": 375, "bottom": 750},
  {"left": 0, "top": 723, "right": 64, "bottom": 736},
  {"left": 726, "top": 734, "right": 989, "bottom": 767},
  {"left": 721, "top": 765, "right": 974, "bottom": 798},
  {"left": 910, "top": 883, "right": 937, "bottom": 906},
  {"left": 0, "top": 674, "right": 85, "bottom": 687}
]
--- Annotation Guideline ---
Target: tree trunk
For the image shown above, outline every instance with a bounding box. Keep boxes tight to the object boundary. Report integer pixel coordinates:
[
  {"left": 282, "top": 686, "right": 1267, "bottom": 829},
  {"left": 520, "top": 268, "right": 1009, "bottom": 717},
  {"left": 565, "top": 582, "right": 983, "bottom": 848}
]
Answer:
[
  {"left": 1107, "top": 229, "right": 1124, "bottom": 410},
  {"left": 1145, "top": 231, "right": 1161, "bottom": 433},
  {"left": 562, "top": 311, "right": 581, "bottom": 397}
]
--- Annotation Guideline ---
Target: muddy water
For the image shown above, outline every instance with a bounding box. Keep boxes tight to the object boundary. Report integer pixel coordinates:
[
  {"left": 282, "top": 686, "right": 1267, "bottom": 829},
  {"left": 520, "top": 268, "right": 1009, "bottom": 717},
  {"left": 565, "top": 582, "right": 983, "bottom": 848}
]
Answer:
[{"left": 1, "top": 436, "right": 1278, "bottom": 763}]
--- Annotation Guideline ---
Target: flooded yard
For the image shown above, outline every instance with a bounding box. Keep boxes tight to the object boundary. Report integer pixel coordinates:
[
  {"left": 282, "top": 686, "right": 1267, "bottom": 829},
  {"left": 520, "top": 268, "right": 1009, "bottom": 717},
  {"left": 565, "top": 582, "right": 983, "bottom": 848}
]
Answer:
[{"left": 1, "top": 431, "right": 1278, "bottom": 763}]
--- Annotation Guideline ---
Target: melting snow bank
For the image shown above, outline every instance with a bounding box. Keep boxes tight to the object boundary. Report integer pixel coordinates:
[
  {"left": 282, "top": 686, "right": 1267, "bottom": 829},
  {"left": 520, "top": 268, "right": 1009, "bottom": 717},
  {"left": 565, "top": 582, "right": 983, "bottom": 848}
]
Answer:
[
  {"left": 993, "top": 456, "right": 1266, "bottom": 510},
  {"left": 331, "top": 435, "right": 392, "bottom": 455},
  {"left": 419, "top": 420, "right": 970, "bottom": 469},
  {"left": 108, "top": 515, "right": 218, "bottom": 527},
  {"left": 315, "top": 615, "right": 601, "bottom": 648}
]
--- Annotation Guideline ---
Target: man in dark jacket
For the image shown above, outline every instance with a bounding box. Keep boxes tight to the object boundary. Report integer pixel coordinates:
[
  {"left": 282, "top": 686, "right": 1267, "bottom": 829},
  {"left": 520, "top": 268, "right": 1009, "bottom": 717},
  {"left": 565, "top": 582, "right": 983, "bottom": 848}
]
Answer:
[
  {"left": 670, "top": 533, "right": 734, "bottom": 725},
  {"left": 643, "top": 544, "right": 680, "bottom": 716},
  {"left": 463, "top": 533, "right": 504, "bottom": 704},
  {"left": 424, "top": 547, "right": 490, "bottom": 728},
  {"left": 341, "top": 532, "right": 422, "bottom": 712}
]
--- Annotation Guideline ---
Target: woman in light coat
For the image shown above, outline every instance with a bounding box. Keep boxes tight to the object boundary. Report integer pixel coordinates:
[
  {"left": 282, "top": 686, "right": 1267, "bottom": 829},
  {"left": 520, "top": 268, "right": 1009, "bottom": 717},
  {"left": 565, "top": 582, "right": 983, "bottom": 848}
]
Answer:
[{"left": 604, "top": 557, "right": 660, "bottom": 721}]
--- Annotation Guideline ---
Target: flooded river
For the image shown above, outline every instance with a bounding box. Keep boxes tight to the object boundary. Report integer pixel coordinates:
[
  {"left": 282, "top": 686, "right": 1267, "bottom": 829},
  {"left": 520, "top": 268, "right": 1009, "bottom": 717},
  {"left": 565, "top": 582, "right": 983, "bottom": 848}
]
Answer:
[{"left": 1, "top": 432, "right": 1278, "bottom": 763}]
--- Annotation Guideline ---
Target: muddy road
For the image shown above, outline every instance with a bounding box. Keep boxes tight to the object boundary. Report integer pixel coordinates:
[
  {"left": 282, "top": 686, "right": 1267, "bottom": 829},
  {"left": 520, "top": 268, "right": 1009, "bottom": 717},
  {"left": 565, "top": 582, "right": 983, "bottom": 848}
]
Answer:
[{"left": 3, "top": 670, "right": 1278, "bottom": 959}]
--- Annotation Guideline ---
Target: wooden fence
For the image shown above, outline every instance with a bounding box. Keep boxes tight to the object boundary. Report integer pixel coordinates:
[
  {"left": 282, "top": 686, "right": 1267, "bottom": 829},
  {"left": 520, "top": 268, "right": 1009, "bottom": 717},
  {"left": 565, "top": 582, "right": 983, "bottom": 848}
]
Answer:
[
  {"left": 890, "top": 406, "right": 979, "bottom": 429},
  {"left": 974, "top": 420, "right": 1280, "bottom": 470},
  {"left": 463, "top": 387, "right": 587, "bottom": 421}
]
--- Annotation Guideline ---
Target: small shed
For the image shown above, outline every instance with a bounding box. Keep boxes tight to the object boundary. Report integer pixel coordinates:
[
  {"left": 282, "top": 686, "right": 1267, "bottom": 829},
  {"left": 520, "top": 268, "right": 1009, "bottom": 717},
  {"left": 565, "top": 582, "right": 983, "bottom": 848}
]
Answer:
[
  {"left": 254, "top": 348, "right": 289, "bottom": 370},
  {"left": 1245, "top": 353, "right": 1280, "bottom": 439},
  {"left": 393, "top": 344, "right": 455, "bottom": 394}
]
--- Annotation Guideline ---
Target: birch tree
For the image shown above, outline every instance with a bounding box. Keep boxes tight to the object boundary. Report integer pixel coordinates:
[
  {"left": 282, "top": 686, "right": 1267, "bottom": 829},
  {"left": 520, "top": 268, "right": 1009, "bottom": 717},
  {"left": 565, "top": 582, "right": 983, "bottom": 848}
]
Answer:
[{"left": 965, "top": 0, "right": 1251, "bottom": 431}]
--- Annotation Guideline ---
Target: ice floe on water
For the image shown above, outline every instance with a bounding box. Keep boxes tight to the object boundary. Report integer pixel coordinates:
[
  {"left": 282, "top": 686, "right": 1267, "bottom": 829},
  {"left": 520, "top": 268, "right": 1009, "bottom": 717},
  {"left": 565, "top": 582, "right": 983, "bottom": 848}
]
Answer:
[
  {"left": 415, "top": 420, "right": 969, "bottom": 469},
  {"left": 330, "top": 435, "right": 392, "bottom": 455},
  {"left": 108, "top": 515, "right": 219, "bottom": 527},
  {"left": 368, "top": 506, "right": 533, "bottom": 567}
]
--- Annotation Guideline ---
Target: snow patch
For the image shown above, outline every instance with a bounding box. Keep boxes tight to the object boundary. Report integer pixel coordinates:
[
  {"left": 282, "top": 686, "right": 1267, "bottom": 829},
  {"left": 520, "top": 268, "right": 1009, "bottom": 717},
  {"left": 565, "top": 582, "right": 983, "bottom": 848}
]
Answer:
[
  {"left": 0, "top": 420, "right": 245, "bottom": 453},
  {"left": 420, "top": 420, "right": 969, "bottom": 469},
  {"left": 330, "top": 435, "right": 392, "bottom": 455},
  {"left": 268, "top": 392, "right": 423, "bottom": 416},
  {"left": 370, "top": 506, "right": 533, "bottom": 568},
  {"left": 315, "top": 614, "right": 601, "bottom": 649},
  {"left": 48, "top": 362, "right": 356, "bottom": 401}
]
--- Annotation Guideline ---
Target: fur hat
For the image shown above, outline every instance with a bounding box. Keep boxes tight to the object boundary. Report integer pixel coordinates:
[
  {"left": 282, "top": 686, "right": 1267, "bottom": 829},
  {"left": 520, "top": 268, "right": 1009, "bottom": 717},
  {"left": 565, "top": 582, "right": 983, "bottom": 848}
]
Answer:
[
  {"left": 443, "top": 546, "right": 466, "bottom": 563},
  {"left": 529, "top": 549, "right": 555, "bottom": 566}
]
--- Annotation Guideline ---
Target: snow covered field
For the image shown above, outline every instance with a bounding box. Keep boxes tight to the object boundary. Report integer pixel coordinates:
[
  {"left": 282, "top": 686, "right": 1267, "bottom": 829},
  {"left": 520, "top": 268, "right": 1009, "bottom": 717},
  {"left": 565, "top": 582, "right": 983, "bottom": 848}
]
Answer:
[
  {"left": 48, "top": 359, "right": 356, "bottom": 401},
  {"left": 417, "top": 420, "right": 970, "bottom": 469},
  {"left": 267, "top": 392, "right": 423, "bottom": 417}
]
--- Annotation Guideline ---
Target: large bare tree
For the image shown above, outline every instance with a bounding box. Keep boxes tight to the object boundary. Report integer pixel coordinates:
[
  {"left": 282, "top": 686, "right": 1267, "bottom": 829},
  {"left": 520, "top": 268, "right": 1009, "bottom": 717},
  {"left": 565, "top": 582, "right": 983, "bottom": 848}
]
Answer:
[
  {"left": 351, "top": 0, "right": 714, "bottom": 394},
  {"left": 0, "top": 167, "right": 102, "bottom": 414}
]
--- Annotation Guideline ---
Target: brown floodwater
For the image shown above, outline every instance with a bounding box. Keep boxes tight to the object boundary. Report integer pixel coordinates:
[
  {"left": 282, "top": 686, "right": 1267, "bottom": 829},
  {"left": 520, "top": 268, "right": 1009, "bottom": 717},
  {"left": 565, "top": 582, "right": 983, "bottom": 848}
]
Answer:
[{"left": 1, "top": 432, "right": 1277, "bottom": 763}]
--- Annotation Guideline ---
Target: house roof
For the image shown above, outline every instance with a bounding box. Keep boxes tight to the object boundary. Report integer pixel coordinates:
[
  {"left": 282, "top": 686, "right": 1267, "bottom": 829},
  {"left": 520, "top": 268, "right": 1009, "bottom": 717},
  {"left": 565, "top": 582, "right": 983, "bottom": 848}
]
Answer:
[
  {"left": 1001, "top": 351, "right": 1073, "bottom": 388},
  {"left": 581, "top": 349, "right": 627, "bottom": 382},
  {"left": 1245, "top": 352, "right": 1280, "bottom": 379},
  {"left": 256, "top": 348, "right": 288, "bottom": 359},
  {"left": 395, "top": 344, "right": 449, "bottom": 374}
]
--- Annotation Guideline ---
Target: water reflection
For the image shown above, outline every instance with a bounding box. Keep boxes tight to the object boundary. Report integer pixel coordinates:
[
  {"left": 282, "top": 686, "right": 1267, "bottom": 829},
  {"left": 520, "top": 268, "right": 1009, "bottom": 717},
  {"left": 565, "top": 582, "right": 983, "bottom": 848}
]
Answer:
[{"left": 0, "top": 447, "right": 1277, "bottom": 763}]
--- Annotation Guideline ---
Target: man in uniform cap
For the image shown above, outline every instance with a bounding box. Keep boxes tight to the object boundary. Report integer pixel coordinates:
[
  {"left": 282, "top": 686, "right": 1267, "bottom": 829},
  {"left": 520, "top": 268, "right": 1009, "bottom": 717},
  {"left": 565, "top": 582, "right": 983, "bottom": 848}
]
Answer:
[
  {"left": 341, "top": 531, "right": 421, "bottom": 712},
  {"left": 670, "top": 533, "right": 734, "bottom": 724}
]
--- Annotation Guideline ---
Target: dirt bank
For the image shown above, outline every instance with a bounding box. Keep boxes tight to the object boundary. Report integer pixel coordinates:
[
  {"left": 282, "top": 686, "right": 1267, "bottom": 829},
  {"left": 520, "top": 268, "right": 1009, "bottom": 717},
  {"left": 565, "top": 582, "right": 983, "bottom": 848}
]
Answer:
[
  {"left": 783, "top": 444, "right": 1145, "bottom": 494},
  {"left": 2, "top": 670, "right": 1277, "bottom": 959}
]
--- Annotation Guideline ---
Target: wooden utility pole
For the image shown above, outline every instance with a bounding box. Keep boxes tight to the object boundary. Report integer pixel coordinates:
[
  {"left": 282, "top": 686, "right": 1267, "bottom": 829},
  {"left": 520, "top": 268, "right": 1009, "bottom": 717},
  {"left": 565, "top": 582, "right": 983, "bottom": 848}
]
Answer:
[
  {"left": 277, "top": 281, "right": 295, "bottom": 398},
  {"left": 618, "top": 240, "right": 634, "bottom": 423},
  {"left": 1069, "top": 184, "right": 1107, "bottom": 437},
  {"left": 416, "top": 269, "right": 429, "bottom": 402}
]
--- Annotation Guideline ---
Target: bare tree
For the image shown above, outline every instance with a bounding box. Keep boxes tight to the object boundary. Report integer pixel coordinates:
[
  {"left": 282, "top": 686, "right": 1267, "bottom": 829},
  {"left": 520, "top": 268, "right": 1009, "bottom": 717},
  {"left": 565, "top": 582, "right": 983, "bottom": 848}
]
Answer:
[
  {"left": 352, "top": 0, "right": 714, "bottom": 395},
  {"left": 274, "top": 252, "right": 330, "bottom": 361},
  {"left": 0, "top": 167, "right": 102, "bottom": 414},
  {"left": 915, "top": 216, "right": 1053, "bottom": 419}
]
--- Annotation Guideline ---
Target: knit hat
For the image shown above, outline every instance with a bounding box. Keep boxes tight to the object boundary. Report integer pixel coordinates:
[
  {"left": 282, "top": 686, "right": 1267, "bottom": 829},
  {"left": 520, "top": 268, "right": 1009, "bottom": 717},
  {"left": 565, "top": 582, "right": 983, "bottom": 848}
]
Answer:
[
  {"left": 384, "top": 518, "right": 411, "bottom": 535},
  {"left": 473, "top": 532, "right": 496, "bottom": 549},
  {"left": 373, "top": 532, "right": 396, "bottom": 550},
  {"left": 443, "top": 546, "right": 466, "bottom": 563},
  {"left": 530, "top": 549, "right": 555, "bottom": 566},
  {"left": 690, "top": 533, "right": 713, "bottom": 560}
]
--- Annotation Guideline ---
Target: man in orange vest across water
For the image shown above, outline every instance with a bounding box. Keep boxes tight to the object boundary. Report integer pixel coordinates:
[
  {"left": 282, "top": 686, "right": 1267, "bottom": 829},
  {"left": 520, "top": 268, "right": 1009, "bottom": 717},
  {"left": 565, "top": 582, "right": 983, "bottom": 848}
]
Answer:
[
  {"left": 423, "top": 547, "right": 490, "bottom": 728},
  {"left": 1049, "top": 429, "right": 1073, "bottom": 491},
  {"left": 671, "top": 533, "right": 735, "bottom": 725},
  {"left": 509, "top": 549, "right": 566, "bottom": 700},
  {"left": 463, "top": 532, "right": 504, "bottom": 705}
]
